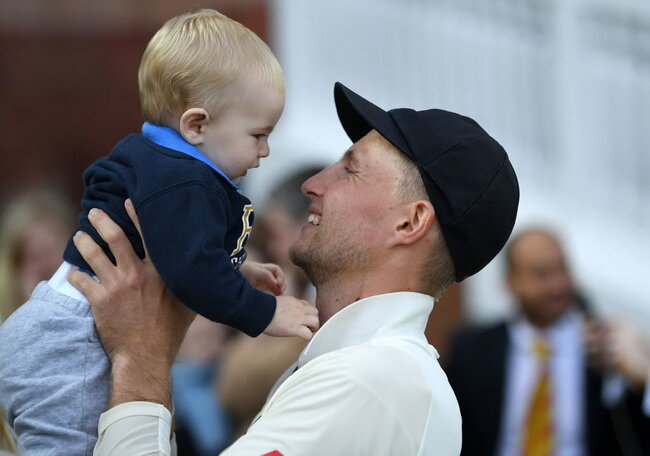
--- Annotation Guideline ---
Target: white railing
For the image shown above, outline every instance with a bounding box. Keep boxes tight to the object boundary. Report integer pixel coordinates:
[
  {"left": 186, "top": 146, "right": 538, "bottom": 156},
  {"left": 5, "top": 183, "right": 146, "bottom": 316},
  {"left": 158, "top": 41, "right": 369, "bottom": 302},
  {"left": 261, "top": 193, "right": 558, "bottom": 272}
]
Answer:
[{"left": 245, "top": 0, "right": 650, "bottom": 327}]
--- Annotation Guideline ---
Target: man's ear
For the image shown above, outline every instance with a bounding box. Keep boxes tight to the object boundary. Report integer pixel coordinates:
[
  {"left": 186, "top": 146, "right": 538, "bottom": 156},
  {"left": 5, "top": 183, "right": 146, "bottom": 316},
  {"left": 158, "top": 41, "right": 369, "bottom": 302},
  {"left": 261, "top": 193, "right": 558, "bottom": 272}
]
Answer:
[
  {"left": 179, "top": 108, "right": 210, "bottom": 145},
  {"left": 390, "top": 200, "right": 436, "bottom": 247}
]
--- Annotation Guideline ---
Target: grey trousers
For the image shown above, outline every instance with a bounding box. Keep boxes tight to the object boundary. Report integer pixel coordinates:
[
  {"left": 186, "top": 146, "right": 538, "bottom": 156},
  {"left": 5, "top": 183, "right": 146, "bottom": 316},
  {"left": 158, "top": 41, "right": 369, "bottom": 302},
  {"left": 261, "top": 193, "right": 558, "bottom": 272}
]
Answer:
[{"left": 0, "top": 282, "right": 110, "bottom": 455}]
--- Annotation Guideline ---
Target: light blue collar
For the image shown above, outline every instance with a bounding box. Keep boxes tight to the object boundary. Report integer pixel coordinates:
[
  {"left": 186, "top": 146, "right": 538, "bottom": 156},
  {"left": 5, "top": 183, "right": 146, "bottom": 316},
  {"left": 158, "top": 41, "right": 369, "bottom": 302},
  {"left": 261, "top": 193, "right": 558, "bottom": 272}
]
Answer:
[{"left": 141, "top": 122, "right": 237, "bottom": 189}]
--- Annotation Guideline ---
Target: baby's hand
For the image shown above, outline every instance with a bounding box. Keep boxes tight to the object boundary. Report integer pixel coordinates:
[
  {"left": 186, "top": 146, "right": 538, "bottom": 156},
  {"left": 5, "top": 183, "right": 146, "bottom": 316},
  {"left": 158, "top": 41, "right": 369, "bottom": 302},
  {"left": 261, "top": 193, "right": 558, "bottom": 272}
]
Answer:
[
  {"left": 265, "top": 296, "right": 319, "bottom": 340},
  {"left": 240, "top": 261, "right": 286, "bottom": 296}
]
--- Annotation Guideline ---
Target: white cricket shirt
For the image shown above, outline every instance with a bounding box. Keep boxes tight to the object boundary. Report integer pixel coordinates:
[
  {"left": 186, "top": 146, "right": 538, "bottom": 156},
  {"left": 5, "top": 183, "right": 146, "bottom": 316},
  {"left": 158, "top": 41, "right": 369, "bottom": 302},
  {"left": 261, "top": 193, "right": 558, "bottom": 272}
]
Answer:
[{"left": 94, "top": 292, "right": 462, "bottom": 456}]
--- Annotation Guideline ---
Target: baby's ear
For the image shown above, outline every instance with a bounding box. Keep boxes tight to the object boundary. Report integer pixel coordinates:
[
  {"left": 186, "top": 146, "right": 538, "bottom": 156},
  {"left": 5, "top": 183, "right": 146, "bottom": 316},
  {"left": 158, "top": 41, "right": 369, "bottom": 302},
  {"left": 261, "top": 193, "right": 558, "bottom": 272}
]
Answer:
[{"left": 179, "top": 108, "right": 209, "bottom": 145}]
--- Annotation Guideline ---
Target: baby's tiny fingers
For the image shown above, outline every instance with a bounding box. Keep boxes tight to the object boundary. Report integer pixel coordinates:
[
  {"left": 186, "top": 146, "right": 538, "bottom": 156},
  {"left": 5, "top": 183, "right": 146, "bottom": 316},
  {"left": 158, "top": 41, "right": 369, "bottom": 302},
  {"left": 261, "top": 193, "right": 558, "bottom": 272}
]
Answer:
[
  {"left": 305, "top": 315, "right": 319, "bottom": 332},
  {"left": 262, "top": 269, "right": 276, "bottom": 282},
  {"left": 272, "top": 282, "right": 283, "bottom": 296},
  {"left": 269, "top": 264, "right": 285, "bottom": 281},
  {"left": 296, "top": 325, "right": 313, "bottom": 341}
]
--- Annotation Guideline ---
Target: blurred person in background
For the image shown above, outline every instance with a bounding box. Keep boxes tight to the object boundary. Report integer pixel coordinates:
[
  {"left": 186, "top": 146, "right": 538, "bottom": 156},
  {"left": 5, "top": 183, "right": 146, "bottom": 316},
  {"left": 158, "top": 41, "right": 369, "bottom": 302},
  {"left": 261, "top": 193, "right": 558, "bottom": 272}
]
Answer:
[
  {"left": 219, "top": 166, "right": 322, "bottom": 438},
  {"left": 445, "top": 228, "right": 650, "bottom": 456},
  {"left": 172, "top": 317, "right": 234, "bottom": 456},
  {"left": 0, "top": 189, "right": 74, "bottom": 322}
]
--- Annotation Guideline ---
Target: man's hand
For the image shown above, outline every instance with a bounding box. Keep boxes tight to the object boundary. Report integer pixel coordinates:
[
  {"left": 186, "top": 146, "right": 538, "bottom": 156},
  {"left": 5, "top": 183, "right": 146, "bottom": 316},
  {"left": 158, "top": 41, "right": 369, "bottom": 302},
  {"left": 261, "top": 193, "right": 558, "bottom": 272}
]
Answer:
[
  {"left": 607, "top": 319, "right": 650, "bottom": 389},
  {"left": 583, "top": 318, "right": 609, "bottom": 369},
  {"left": 240, "top": 261, "right": 287, "bottom": 296},
  {"left": 68, "top": 199, "right": 195, "bottom": 411},
  {"left": 264, "top": 296, "right": 319, "bottom": 340}
]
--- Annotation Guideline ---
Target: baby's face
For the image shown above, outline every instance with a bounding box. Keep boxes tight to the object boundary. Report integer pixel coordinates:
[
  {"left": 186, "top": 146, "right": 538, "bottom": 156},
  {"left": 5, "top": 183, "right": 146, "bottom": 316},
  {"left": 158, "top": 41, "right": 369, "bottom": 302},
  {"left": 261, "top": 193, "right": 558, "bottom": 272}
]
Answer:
[{"left": 198, "top": 79, "right": 285, "bottom": 182}]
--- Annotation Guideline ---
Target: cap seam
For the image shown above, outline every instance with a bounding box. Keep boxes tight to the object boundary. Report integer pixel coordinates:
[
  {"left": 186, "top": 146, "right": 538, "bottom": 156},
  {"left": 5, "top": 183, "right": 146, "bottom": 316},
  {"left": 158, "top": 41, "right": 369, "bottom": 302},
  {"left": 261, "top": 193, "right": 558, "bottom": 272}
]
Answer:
[
  {"left": 387, "top": 110, "right": 416, "bottom": 157},
  {"left": 423, "top": 136, "right": 483, "bottom": 168},
  {"left": 444, "top": 153, "right": 509, "bottom": 226}
]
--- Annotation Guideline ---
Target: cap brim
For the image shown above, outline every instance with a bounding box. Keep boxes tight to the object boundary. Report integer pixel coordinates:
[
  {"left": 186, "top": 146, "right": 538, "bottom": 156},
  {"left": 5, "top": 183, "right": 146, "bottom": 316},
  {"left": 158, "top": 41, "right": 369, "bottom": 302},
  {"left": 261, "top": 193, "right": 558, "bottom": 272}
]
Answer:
[{"left": 334, "top": 82, "right": 412, "bottom": 157}]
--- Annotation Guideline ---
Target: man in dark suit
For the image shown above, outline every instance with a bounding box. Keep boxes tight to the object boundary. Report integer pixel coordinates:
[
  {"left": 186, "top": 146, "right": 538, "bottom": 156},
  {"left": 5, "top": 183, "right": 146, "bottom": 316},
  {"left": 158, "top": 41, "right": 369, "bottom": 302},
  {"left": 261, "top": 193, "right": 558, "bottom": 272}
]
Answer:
[{"left": 445, "top": 229, "right": 649, "bottom": 456}]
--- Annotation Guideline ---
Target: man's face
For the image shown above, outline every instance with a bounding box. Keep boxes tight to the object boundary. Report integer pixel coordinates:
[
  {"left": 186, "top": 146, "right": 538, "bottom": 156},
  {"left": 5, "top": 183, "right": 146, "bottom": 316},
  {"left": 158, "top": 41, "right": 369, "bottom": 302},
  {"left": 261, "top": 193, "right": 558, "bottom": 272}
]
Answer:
[
  {"left": 507, "top": 232, "right": 574, "bottom": 327},
  {"left": 289, "top": 131, "right": 403, "bottom": 284}
]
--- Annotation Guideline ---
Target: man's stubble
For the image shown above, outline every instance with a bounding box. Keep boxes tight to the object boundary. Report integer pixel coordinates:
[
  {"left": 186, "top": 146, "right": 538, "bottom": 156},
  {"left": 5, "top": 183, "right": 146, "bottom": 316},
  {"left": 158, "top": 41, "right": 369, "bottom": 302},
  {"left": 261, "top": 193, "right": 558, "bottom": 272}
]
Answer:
[{"left": 289, "top": 217, "right": 370, "bottom": 287}]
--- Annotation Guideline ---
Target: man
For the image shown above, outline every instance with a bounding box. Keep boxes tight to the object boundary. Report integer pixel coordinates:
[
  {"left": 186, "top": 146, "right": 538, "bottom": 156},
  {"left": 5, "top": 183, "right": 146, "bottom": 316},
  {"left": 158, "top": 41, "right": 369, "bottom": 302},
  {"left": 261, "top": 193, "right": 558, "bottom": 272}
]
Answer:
[
  {"left": 69, "top": 83, "right": 519, "bottom": 455},
  {"left": 445, "top": 229, "right": 650, "bottom": 456}
]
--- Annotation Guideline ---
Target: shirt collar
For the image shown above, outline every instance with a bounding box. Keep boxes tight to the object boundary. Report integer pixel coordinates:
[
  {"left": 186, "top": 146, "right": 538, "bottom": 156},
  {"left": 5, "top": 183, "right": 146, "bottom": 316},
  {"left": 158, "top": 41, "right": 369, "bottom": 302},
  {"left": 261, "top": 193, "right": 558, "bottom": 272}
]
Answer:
[
  {"left": 298, "top": 292, "right": 435, "bottom": 368},
  {"left": 509, "top": 307, "right": 582, "bottom": 355},
  {"left": 141, "top": 122, "right": 238, "bottom": 189}
]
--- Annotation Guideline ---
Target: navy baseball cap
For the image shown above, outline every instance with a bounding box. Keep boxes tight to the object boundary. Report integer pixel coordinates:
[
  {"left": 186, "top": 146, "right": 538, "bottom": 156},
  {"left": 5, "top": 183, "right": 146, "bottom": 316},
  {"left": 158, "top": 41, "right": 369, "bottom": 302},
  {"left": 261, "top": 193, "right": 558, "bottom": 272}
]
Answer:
[{"left": 334, "top": 82, "right": 519, "bottom": 281}]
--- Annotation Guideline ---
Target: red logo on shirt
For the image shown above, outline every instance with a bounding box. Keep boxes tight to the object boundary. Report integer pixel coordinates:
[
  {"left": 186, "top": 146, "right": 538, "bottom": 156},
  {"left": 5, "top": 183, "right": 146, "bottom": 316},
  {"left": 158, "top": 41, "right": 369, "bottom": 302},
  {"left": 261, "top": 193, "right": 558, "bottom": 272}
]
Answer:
[{"left": 262, "top": 452, "right": 283, "bottom": 456}]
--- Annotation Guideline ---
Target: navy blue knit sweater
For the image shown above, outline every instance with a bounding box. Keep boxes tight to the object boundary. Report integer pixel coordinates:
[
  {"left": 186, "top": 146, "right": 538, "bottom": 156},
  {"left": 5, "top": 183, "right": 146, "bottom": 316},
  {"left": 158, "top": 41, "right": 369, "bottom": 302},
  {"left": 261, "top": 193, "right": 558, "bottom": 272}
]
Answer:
[{"left": 63, "top": 134, "right": 276, "bottom": 337}]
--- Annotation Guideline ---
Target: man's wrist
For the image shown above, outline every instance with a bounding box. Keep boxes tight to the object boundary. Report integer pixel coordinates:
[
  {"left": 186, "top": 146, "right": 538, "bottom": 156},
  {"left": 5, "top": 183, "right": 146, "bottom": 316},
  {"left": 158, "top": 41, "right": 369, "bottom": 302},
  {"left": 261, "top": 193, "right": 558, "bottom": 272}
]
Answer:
[{"left": 110, "top": 354, "right": 173, "bottom": 411}]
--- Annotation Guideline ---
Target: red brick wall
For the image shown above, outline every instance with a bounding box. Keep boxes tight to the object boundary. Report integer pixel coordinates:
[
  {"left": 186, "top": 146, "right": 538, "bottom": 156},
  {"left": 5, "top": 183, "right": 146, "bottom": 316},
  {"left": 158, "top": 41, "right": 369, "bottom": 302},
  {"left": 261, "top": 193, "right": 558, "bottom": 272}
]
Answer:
[{"left": 0, "top": 0, "right": 270, "bottom": 202}]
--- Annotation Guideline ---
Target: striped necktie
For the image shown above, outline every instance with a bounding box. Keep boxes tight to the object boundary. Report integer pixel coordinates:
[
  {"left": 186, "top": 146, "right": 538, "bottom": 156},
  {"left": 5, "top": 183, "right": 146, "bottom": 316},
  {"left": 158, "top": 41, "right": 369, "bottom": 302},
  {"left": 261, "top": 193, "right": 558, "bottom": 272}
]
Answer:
[{"left": 522, "top": 337, "right": 554, "bottom": 456}]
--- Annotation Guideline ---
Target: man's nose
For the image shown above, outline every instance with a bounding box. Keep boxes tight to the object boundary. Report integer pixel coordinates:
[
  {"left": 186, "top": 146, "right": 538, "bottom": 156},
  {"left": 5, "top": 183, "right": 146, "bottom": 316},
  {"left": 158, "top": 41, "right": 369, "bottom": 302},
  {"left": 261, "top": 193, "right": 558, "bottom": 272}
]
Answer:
[{"left": 301, "top": 170, "right": 326, "bottom": 198}]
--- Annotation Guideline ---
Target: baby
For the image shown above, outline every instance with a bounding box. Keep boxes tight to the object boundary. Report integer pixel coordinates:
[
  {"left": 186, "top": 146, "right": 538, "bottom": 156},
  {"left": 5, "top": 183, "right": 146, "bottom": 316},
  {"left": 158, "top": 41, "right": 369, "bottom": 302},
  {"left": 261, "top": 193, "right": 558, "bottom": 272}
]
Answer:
[{"left": 0, "top": 9, "right": 317, "bottom": 455}]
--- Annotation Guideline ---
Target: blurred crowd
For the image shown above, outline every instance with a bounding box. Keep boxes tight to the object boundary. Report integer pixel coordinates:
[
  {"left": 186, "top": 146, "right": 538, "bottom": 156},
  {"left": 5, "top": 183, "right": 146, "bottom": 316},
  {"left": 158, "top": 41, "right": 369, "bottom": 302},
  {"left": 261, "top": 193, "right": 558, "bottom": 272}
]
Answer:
[{"left": 1, "top": 168, "right": 649, "bottom": 455}]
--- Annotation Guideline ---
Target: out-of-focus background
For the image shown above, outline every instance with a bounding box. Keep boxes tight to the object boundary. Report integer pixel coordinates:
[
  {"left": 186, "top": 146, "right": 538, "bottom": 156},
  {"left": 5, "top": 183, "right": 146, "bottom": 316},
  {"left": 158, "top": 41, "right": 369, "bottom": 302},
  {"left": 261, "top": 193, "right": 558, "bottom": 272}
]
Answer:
[
  {"left": 1, "top": 0, "right": 649, "bottom": 454},
  {"left": 264, "top": 0, "right": 650, "bottom": 328}
]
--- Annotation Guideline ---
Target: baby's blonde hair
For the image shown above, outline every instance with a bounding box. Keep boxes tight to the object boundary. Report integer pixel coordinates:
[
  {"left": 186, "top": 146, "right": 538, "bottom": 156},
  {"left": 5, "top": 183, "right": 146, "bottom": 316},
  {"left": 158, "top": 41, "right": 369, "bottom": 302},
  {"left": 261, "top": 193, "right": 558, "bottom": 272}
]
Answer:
[{"left": 139, "top": 9, "right": 284, "bottom": 126}]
